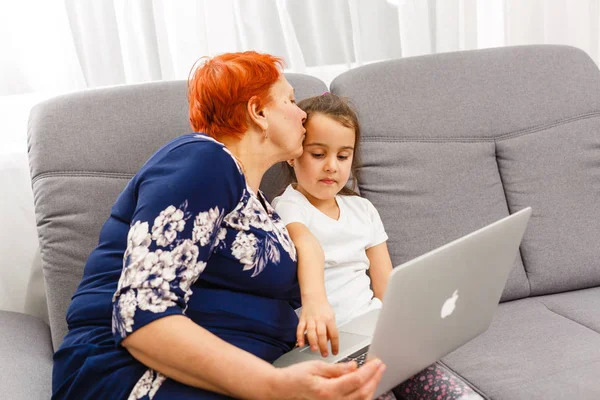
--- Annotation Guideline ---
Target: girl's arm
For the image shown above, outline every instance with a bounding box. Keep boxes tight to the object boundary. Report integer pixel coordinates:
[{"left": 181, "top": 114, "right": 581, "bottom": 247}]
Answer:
[
  {"left": 286, "top": 222, "right": 339, "bottom": 357},
  {"left": 366, "top": 241, "right": 394, "bottom": 300}
]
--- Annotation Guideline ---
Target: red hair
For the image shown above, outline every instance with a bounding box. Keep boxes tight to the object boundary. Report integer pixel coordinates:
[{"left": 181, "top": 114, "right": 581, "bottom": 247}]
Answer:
[{"left": 188, "top": 51, "right": 284, "bottom": 140}]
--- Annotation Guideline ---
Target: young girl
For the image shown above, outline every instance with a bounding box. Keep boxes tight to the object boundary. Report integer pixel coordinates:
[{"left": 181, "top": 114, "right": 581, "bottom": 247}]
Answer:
[
  {"left": 273, "top": 92, "right": 392, "bottom": 351},
  {"left": 273, "top": 93, "right": 478, "bottom": 400},
  {"left": 272, "top": 92, "right": 394, "bottom": 398}
]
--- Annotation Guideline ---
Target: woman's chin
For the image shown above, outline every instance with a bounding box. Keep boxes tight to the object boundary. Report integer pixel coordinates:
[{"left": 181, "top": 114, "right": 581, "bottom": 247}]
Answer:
[{"left": 290, "top": 146, "right": 303, "bottom": 159}]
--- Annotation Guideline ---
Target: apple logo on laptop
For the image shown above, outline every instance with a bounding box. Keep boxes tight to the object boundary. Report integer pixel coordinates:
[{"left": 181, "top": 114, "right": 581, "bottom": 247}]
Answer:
[{"left": 441, "top": 289, "right": 459, "bottom": 318}]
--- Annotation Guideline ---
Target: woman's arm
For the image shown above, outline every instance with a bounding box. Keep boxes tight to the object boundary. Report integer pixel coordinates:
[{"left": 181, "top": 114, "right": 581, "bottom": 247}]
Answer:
[
  {"left": 123, "top": 314, "right": 386, "bottom": 399},
  {"left": 122, "top": 315, "right": 277, "bottom": 397},
  {"left": 110, "top": 143, "right": 273, "bottom": 397},
  {"left": 286, "top": 222, "right": 339, "bottom": 357},
  {"left": 366, "top": 242, "right": 393, "bottom": 300}
]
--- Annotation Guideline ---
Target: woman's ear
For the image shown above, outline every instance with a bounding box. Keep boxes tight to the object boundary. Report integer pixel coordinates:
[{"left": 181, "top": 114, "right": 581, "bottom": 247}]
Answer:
[
  {"left": 287, "top": 160, "right": 294, "bottom": 167},
  {"left": 247, "top": 96, "right": 268, "bottom": 132}
]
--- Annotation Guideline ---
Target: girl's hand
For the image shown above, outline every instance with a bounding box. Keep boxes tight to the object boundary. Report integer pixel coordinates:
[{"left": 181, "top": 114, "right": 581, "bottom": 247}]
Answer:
[
  {"left": 270, "top": 359, "right": 386, "bottom": 400},
  {"left": 297, "top": 297, "right": 339, "bottom": 357}
]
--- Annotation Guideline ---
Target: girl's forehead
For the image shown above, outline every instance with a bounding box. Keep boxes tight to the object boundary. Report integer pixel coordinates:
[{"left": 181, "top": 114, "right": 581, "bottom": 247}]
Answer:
[
  {"left": 307, "top": 114, "right": 354, "bottom": 133},
  {"left": 304, "top": 115, "right": 355, "bottom": 149}
]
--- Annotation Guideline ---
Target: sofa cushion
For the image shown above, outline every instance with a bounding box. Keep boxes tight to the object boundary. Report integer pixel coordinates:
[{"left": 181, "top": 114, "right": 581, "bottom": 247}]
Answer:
[
  {"left": 442, "top": 298, "right": 600, "bottom": 399},
  {"left": 28, "top": 81, "right": 191, "bottom": 349},
  {"left": 31, "top": 176, "right": 130, "bottom": 348},
  {"left": 496, "top": 120, "right": 600, "bottom": 295},
  {"left": 330, "top": 45, "right": 600, "bottom": 300},
  {"left": 0, "top": 310, "right": 53, "bottom": 400},
  {"left": 28, "top": 74, "right": 327, "bottom": 349},
  {"left": 536, "top": 287, "right": 600, "bottom": 333},
  {"left": 351, "top": 139, "right": 530, "bottom": 302}
]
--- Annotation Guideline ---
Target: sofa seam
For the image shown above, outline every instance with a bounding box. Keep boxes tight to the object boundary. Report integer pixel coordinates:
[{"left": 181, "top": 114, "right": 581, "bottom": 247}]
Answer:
[
  {"left": 518, "top": 247, "right": 531, "bottom": 296},
  {"left": 495, "top": 111, "right": 600, "bottom": 141},
  {"left": 493, "top": 141, "right": 508, "bottom": 212},
  {"left": 31, "top": 171, "right": 134, "bottom": 185},
  {"left": 492, "top": 141, "right": 533, "bottom": 298},
  {"left": 534, "top": 299, "right": 600, "bottom": 334},
  {"left": 361, "top": 110, "right": 600, "bottom": 143}
]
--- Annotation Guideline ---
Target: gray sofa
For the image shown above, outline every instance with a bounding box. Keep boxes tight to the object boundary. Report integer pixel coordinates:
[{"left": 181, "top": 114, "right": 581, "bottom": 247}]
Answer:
[{"left": 2, "top": 45, "right": 599, "bottom": 399}]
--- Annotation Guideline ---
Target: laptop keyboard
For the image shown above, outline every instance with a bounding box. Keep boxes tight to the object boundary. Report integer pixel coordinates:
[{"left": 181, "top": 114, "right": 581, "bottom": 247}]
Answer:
[{"left": 336, "top": 346, "right": 370, "bottom": 367}]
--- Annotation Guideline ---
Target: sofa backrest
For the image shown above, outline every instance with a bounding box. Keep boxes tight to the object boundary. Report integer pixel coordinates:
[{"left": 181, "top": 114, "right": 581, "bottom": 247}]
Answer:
[
  {"left": 30, "top": 45, "right": 600, "bottom": 349},
  {"left": 28, "top": 74, "right": 326, "bottom": 349},
  {"left": 331, "top": 45, "right": 600, "bottom": 303}
]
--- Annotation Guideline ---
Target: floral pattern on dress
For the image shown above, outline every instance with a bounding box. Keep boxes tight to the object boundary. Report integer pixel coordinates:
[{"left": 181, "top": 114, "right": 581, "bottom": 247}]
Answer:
[
  {"left": 225, "top": 190, "right": 296, "bottom": 277},
  {"left": 193, "top": 133, "right": 296, "bottom": 266},
  {"left": 265, "top": 199, "right": 297, "bottom": 263},
  {"left": 112, "top": 191, "right": 297, "bottom": 335},
  {"left": 113, "top": 202, "right": 220, "bottom": 397},
  {"left": 192, "top": 206, "right": 225, "bottom": 248},
  {"left": 151, "top": 205, "right": 185, "bottom": 247},
  {"left": 128, "top": 369, "right": 166, "bottom": 400},
  {"left": 112, "top": 202, "right": 213, "bottom": 339}
]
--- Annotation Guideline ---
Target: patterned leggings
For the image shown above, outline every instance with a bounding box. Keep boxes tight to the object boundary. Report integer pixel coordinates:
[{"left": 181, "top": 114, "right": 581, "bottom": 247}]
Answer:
[{"left": 375, "top": 362, "right": 482, "bottom": 400}]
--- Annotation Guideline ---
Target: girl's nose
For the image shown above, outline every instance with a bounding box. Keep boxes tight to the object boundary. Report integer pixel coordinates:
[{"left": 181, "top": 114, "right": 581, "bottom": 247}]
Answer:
[{"left": 324, "top": 158, "right": 337, "bottom": 172}]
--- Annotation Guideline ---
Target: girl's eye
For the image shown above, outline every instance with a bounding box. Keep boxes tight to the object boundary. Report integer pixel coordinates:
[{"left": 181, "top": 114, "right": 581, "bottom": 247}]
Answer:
[
  {"left": 311, "top": 153, "right": 324, "bottom": 159},
  {"left": 290, "top": 99, "right": 296, "bottom": 104},
  {"left": 338, "top": 155, "right": 349, "bottom": 161}
]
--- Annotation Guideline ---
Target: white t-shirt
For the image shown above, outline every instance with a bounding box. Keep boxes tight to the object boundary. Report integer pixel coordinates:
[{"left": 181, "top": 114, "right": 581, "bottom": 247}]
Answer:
[{"left": 272, "top": 185, "right": 388, "bottom": 326}]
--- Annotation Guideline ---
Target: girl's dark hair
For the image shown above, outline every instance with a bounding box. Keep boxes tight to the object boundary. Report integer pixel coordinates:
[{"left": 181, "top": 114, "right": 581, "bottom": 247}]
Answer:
[{"left": 284, "top": 92, "right": 361, "bottom": 196}]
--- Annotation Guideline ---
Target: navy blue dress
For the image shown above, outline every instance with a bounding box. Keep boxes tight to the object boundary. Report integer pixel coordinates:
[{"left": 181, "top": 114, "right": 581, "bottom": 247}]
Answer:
[{"left": 52, "top": 134, "right": 301, "bottom": 399}]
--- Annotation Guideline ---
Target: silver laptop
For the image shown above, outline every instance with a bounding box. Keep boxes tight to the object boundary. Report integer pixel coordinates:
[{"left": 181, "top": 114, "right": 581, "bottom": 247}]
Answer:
[{"left": 273, "top": 207, "right": 532, "bottom": 397}]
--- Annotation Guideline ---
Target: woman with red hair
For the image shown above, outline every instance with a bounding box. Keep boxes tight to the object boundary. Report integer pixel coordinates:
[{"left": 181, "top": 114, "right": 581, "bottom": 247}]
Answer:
[{"left": 51, "top": 51, "right": 385, "bottom": 399}]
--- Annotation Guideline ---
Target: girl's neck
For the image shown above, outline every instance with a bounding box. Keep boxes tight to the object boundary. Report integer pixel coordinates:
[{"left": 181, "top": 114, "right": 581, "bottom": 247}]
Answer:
[{"left": 294, "top": 184, "right": 340, "bottom": 220}]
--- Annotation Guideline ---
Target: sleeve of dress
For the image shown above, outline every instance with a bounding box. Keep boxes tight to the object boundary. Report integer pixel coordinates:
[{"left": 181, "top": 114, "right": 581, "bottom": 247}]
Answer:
[
  {"left": 365, "top": 198, "right": 389, "bottom": 249},
  {"left": 111, "top": 140, "right": 245, "bottom": 345}
]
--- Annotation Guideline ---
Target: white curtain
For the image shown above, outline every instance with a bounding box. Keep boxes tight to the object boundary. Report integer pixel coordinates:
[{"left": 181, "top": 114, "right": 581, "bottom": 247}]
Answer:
[
  {"left": 4, "top": 0, "right": 600, "bottom": 97},
  {"left": 2, "top": 0, "right": 600, "bottom": 321}
]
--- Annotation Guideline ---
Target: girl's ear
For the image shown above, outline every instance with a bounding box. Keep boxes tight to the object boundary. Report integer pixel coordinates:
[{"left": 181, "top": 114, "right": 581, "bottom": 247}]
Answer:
[
  {"left": 287, "top": 160, "right": 294, "bottom": 167},
  {"left": 247, "top": 96, "right": 268, "bottom": 131}
]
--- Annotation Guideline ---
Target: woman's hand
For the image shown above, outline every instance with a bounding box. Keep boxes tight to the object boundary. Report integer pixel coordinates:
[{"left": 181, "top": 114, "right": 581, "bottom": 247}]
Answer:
[
  {"left": 269, "top": 359, "right": 386, "bottom": 400},
  {"left": 297, "top": 297, "right": 339, "bottom": 357}
]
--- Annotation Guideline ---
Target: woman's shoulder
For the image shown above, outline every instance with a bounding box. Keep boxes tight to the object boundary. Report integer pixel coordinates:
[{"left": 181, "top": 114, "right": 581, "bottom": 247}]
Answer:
[
  {"left": 163, "top": 133, "right": 233, "bottom": 161},
  {"left": 133, "top": 133, "right": 246, "bottom": 200},
  {"left": 144, "top": 133, "right": 243, "bottom": 176}
]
